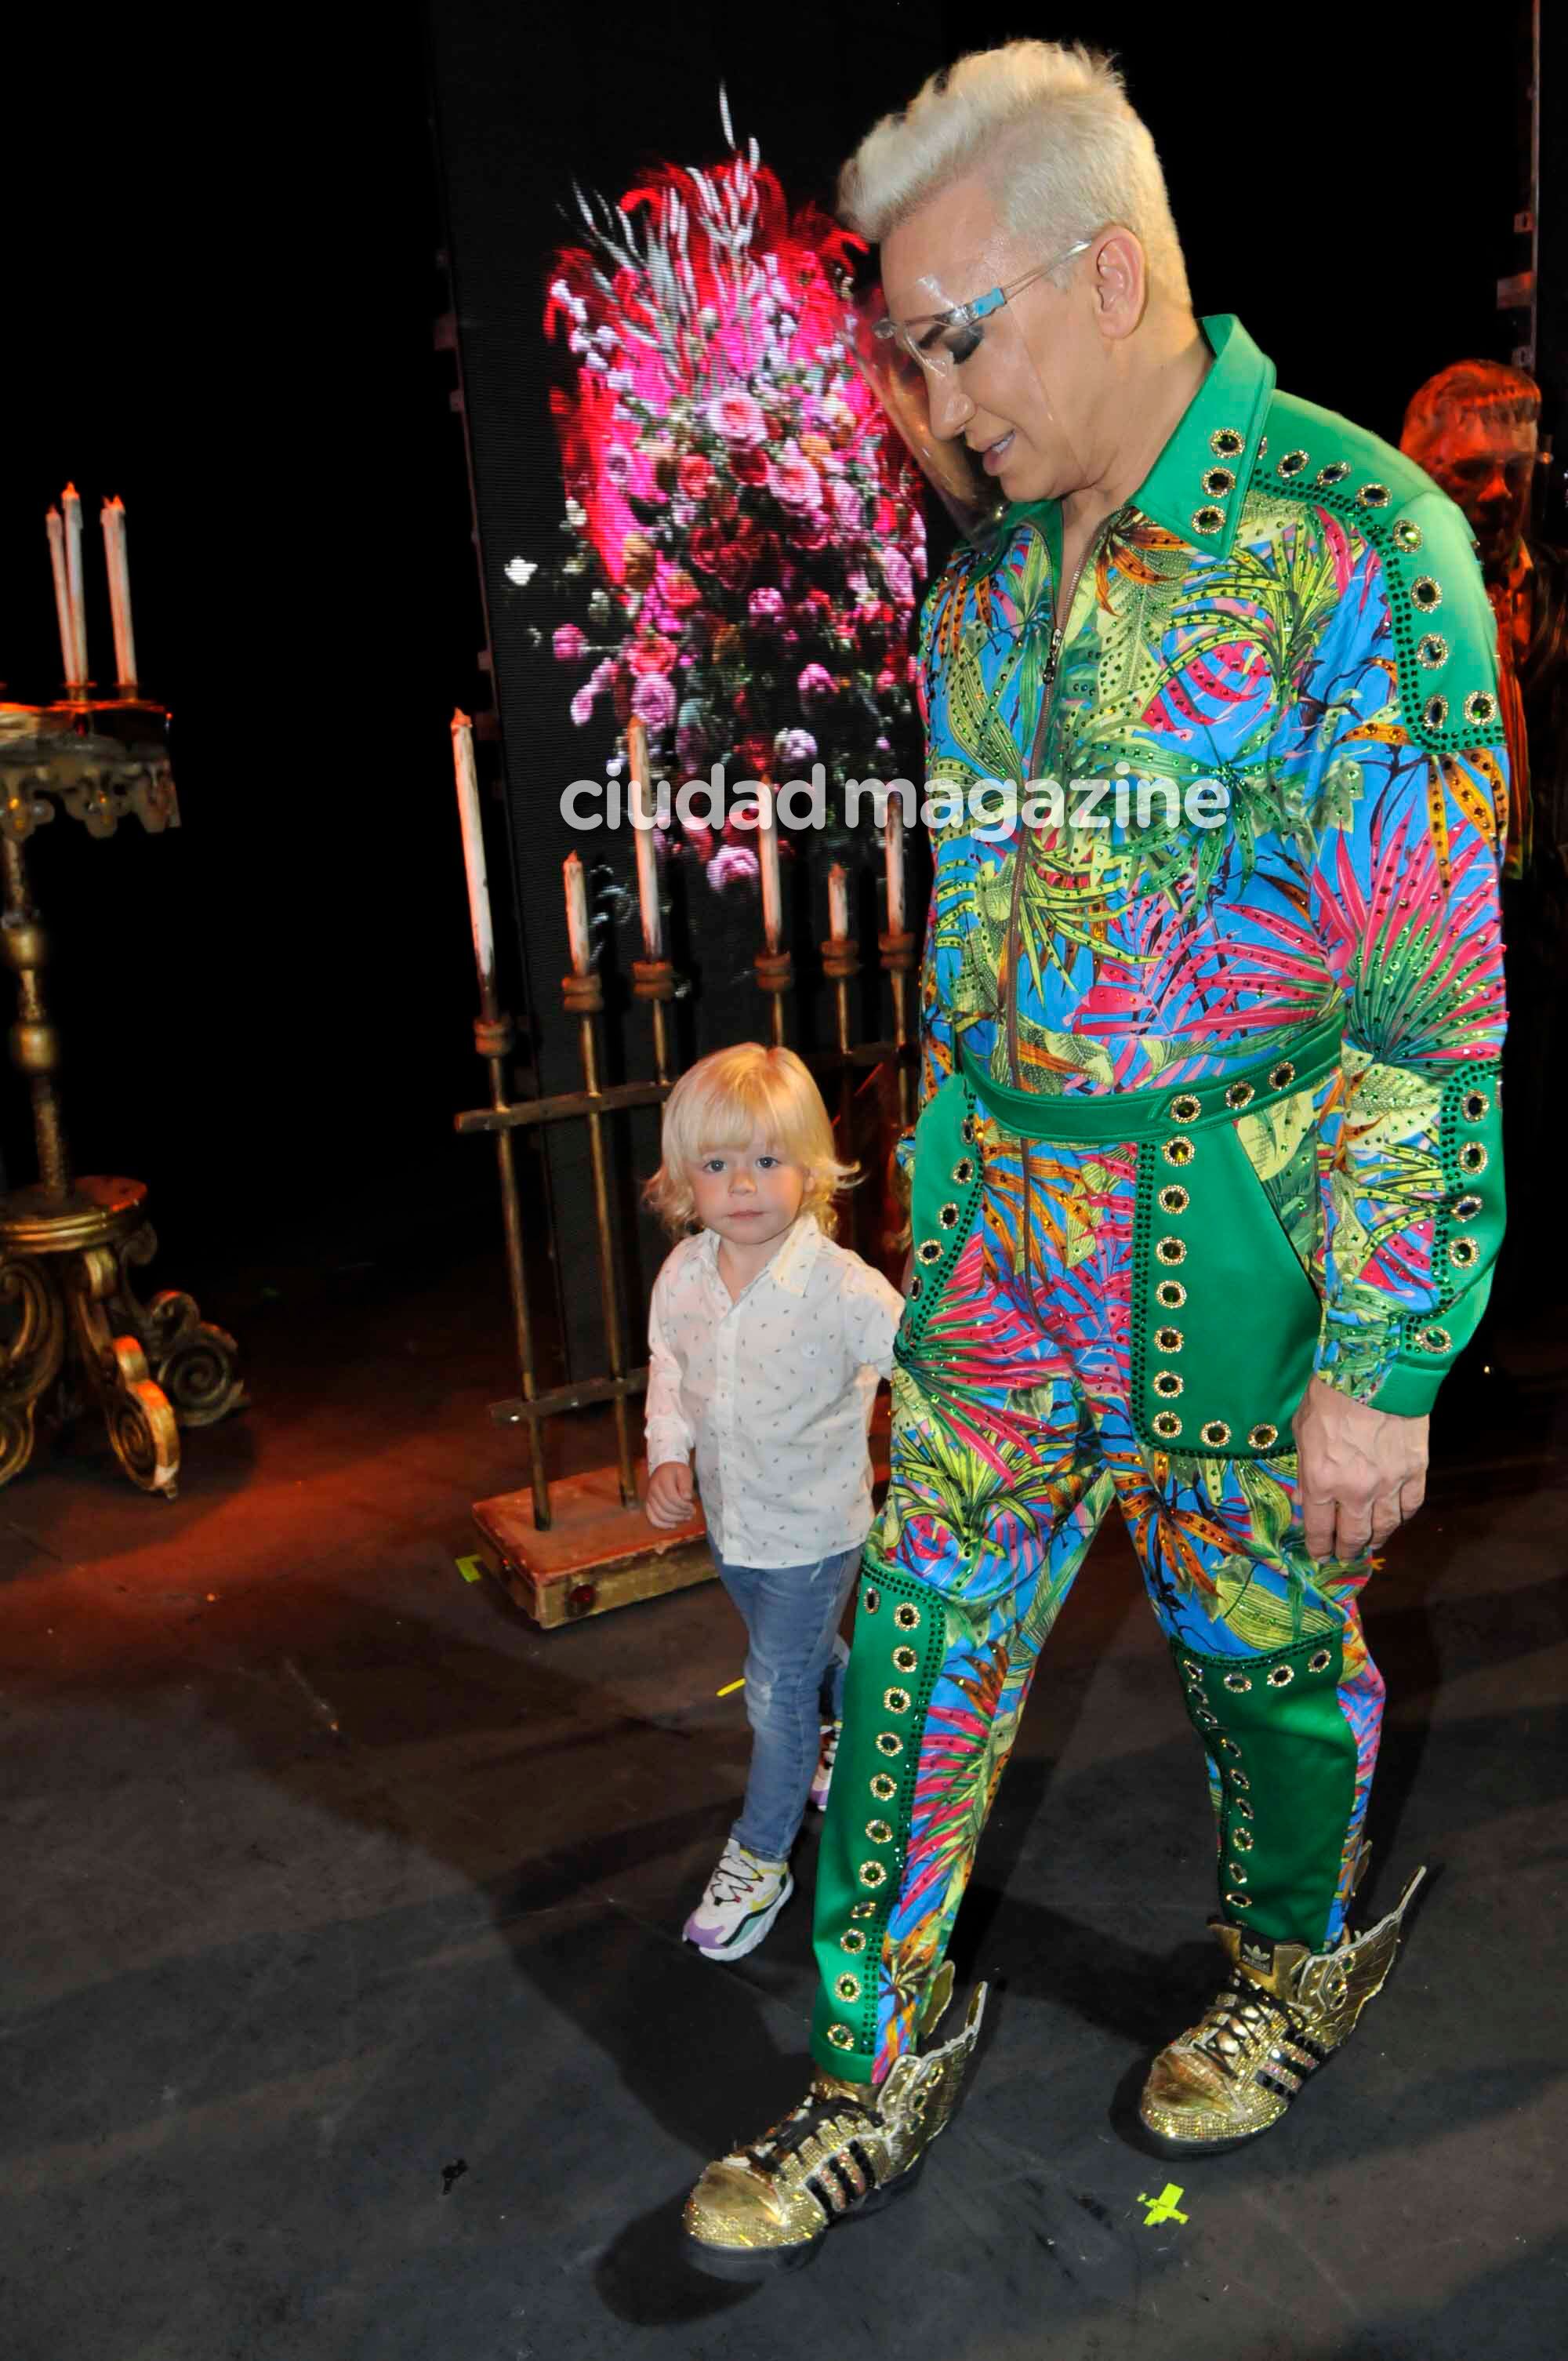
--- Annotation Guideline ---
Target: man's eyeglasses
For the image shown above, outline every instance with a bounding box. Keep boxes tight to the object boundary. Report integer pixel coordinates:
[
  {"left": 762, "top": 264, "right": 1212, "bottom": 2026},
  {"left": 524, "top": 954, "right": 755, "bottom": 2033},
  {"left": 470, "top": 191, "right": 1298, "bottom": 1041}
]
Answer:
[{"left": 873, "top": 238, "right": 1092, "bottom": 376}]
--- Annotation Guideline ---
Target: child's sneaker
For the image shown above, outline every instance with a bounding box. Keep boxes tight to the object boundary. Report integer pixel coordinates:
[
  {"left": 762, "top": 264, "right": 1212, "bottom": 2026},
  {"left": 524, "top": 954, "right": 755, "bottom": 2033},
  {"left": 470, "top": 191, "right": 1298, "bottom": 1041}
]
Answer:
[
  {"left": 809, "top": 1720, "right": 841, "bottom": 1811},
  {"left": 684, "top": 1840, "right": 793, "bottom": 1960}
]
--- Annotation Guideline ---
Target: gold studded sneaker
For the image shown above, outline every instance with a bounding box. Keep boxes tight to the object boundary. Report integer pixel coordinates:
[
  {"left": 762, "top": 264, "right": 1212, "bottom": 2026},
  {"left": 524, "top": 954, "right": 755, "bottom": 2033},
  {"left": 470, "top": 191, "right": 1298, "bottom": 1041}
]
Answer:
[
  {"left": 1139, "top": 1869, "right": 1425, "bottom": 2156},
  {"left": 683, "top": 1971, "right": 986, "bottom": 2278}
]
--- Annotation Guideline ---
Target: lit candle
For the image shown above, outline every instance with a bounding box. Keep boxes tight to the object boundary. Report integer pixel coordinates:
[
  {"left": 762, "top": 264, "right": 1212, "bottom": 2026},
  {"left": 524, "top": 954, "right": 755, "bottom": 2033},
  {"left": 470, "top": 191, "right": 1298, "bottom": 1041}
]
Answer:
[
  {"left": 45, "top": 509, "right": 75, "bottom": 685},
  {"left": 564, "top": 851, "right": 592, "bottom": 977},
  {"left": 828, "top": 862, "right": 849, "bottom": 944},
  {"left": 61, "top": 484, "right": 89, "bottom": 686},
  {"left": 450, "top": 710, "right": 495, "bottom": 993},
  {"left": 100, "top": 496, "right": 139, "bottom": 692},
  {"left": 884, "top": 791, "right": 906, "bottom": 934},
  {"left": 758, "top": 790, "right": 782, "bottom": 952},
  {"left": 626, "top": 718, "right": 663, "bottom": 960}
]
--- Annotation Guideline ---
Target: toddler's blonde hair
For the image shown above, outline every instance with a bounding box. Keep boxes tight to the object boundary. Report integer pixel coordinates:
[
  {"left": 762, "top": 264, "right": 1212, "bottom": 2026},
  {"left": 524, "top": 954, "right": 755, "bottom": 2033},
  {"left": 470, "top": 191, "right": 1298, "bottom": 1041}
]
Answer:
[{"left": 644, "top": 1044, "right": 858, "bottom": 1237}]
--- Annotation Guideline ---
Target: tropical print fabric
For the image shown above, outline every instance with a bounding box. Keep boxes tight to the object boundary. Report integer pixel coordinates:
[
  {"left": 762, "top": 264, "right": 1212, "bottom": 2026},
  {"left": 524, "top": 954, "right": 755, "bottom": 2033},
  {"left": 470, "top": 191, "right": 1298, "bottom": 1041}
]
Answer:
[{"left": 805, "top": 318, "right": 1506, "bottom": 2087}]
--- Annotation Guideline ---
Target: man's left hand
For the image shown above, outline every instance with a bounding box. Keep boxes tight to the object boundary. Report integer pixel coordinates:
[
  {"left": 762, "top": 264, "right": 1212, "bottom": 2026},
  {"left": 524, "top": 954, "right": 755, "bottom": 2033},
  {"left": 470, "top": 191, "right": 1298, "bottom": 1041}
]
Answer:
[{"left": 1292, "top": 1374, "right": 1429, "bottom": 1562}]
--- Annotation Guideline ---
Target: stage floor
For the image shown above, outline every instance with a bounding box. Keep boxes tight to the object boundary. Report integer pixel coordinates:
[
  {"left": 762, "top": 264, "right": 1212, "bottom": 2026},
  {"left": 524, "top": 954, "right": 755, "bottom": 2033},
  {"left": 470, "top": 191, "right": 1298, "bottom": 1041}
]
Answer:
[{"left": 3, "top": 1245, "right": 1566, "bottom": 2360}]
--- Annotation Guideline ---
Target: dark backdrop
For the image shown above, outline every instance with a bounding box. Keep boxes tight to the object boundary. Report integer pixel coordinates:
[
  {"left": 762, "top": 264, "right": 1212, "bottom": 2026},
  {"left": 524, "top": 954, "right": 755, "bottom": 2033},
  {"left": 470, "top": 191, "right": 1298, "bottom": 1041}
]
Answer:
[{"left": 6, "top": 6, "right": 1545, "bottom": 1368}]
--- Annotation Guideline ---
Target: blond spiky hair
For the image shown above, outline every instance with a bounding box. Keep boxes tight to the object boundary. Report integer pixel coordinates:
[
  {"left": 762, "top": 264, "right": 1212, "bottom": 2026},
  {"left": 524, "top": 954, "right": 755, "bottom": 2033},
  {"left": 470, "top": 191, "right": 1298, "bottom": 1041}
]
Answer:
[
  {"left": 644, "top": 1043, "right": 858, "bottom": 1237},
  {"left": 838, "top": 39, "right": 1191, "bottom": 311}
]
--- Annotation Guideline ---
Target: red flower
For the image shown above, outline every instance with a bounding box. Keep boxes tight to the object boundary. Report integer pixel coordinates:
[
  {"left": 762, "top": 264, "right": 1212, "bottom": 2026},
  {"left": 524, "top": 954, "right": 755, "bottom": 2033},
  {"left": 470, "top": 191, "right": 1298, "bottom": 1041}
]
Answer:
[
  {"left": 731, "top": 448, "right": 768, "bottom": 485},
  {"left": 677, "top": 454, "right": 712, "bottom": 498},
  {"left": 661, "top": 569, "right": 702, "bottom": 613},
  {"left": 739, "top": 732, "right": 775, "bottom": 779},
  {"left": 628, "top": 634, "right": 678, "bottom": 676},
  {"left": 688, "top": 524, "right": 724, "bottom": 574}
]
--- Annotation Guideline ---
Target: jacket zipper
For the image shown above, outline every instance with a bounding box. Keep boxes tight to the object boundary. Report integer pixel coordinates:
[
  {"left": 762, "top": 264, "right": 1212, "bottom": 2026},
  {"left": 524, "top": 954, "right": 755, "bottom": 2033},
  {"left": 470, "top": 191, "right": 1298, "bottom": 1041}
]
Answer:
[{"left": 1004, "top": 507, "right": 1125, "bottom": 1086}]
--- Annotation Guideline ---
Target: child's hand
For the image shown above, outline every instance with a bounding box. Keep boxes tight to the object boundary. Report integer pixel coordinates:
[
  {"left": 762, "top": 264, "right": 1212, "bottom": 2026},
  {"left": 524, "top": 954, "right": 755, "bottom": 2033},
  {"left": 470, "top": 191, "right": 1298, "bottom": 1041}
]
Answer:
[{"left": 645, "top": 1459, "right": 695, "bottom": 1531}]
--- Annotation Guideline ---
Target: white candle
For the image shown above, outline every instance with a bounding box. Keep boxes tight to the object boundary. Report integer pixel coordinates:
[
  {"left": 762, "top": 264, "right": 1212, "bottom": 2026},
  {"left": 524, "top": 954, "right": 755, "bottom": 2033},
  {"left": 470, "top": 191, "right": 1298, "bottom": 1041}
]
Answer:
[
  {"left": 758, "top": 790, "right": 782, "bottom": 952},
  {"left": 828, "top": 862, "right": 849, "bottom": 944},
  {"left": 884, "top": 792, "right": 906, "bottom": 934},
  {"left": 100, "top": 497, "right": 139, "bottom": 692},
  {"left": 46, "top": 510, "right": 76, "bottom": 685},
  {"left": 564, "top": 851, "right": 592, "bottom": 977},
  {"left": 61, "top": 484, "right": 89, "bottom": 686},
  {"left": 450, "top": 710, "right": 495, "bottom": 992},
  {"left": 626, "top": 718, "right": 663, "bottom": 960}
]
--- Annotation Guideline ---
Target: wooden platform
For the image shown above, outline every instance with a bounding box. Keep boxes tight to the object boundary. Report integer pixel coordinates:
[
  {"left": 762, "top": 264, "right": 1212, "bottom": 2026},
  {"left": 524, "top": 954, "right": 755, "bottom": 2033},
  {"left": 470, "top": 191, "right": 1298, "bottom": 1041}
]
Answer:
[{"left": 471, "top": 1461, "right": 715, "bottom": 1629}]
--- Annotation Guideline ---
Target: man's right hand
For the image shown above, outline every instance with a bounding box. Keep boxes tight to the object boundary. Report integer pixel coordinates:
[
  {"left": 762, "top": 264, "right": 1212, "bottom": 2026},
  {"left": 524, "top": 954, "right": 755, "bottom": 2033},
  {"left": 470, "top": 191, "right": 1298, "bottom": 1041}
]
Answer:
[{"left": 645, "top": 1459, "right": 695, "bottom": 1531}]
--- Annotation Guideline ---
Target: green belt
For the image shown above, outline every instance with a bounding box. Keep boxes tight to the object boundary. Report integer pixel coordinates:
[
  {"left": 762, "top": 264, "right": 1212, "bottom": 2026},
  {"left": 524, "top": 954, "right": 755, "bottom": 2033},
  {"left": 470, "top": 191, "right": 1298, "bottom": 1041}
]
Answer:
[
  {"left": 901, "top": 1001, "right": 1345, "bottom": 1460},
  {"left": 956, "top": 997, "right": 1345, "bottom": 1146}
]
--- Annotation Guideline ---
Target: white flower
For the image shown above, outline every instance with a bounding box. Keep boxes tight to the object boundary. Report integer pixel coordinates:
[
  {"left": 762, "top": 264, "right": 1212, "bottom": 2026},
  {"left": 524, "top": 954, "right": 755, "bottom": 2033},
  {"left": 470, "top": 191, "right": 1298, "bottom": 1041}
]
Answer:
[
  {"left": 503, "top": 558, "right": 538, "bottom": 587},
  {"left": 565, "top": 498, "right": 588, "bottom": 527}
]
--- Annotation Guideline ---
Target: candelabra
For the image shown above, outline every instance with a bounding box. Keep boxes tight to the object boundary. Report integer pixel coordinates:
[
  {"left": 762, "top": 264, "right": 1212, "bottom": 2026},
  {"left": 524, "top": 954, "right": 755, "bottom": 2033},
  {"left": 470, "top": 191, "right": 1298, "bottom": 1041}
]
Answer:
[{"left": 0, "top": 489, "right": 245, "bottom": 1494}]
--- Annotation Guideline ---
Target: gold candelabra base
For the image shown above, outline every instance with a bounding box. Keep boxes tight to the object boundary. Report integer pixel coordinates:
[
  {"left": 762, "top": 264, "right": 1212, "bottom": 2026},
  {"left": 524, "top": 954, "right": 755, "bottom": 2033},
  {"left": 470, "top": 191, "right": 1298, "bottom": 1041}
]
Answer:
[{"left": 0, "top": 1175, "right": 246, "bottom": 1498}]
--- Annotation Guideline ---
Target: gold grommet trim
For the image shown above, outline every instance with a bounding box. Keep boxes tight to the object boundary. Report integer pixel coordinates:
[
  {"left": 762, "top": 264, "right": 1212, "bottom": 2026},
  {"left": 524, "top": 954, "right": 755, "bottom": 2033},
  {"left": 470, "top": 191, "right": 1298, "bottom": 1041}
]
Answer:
[
  {"left": 869, "top": 1773, "right": 896, "bottom": 1801},
  {"left": 1223, "top": 1670, "right": 1251, "bottom": 1692},
  {"left": 1152, "top": 1371, "right": 1184, "bottom": 1400},
  {"left": 1192, "top": 504, "right": 1225, "bottom": 536},
  {"left": 1424, "top": 695, "right": 1450, "bottom": 730},
  {"left": 1203, "top": 466, "right": 1236, "bottom": 496},
  {"left": 1210, "top": 427, "right": 1245, "bottom": 457},
  {"left": 1152, "top": 1411, "right": 1182, "bottom": 1440},
  {"left": 1201, "top": 1420, "right": 1231, "bottom": 1448},
  {"left": 1225, "top": 1080, "right": 1255, "bottom": 1110},
  {"left": 1248, "top": 1422, "right": 1279, "bottom": 1450},
  {"left": 1159, "top": 1184, "right": 1190, "bottom": 1214},
  {"left": 1170, "top": 1093, "right": 1202, "bottom": 1121},
  {"left": 1461, "top": 1088, "right": 1490, "bottom": 1120},
  {"left": 882, "top": 1687, "right": 911, "bottom": 1714},
  {"left": 894, "top": 1601, "right": 921, "bottom": 1630},
  {"left": 1155, "top": 1326, "right": 1184, "bottom": 1353},
  {"left": 1411, "top": 575, "right": 1442, "bottom": 612},
  {"left": 1357, "top": 481, "right": 1391, "bottom": 507},
  {"left": 1267, "top": 1664, "right": 1294, "bottom": 1688},
  {"left": 1308, "top": 1647, "right": 1333, "bottom": 1673},
  {"left": 1392, "top": 519, "right": 1424, "bottom": 551},
  {"left": 840, "top": 1927, "right": 867, "bottom": 1953},
  {"left": 891, "top": 1646, "right": 918, "bottom": 1673},
  {"left": 1156, "top": 1237, "right": 1188, "bottom": 1266},
  {"left": 1458, "top": 1142, "right": 1488, "bottom": 1173},
  {"left": 826, "top": 2023, "right": 855, "bottom": 2050},
  {"left": 876, "top": 1731, "right": 903, "bottom": 1757},
  {"left": 866, "top": 1819, "right": 893, "bottom": 1846},
  {"left": 1162, "top": 1135, "right": 1196, "bottom": 1168},
  {"left": 858, "top": 1861, "right": 887, "bottom": 1889},
  {"left": 1465, "top": 690, "right": 1497, "bottom": 726},
  {"left": 1448, "top": 1236, "right": 1479, "bottom": 1269},
  {"left": 1277, "top": 449, "right": 1308, "bottom": 478},
  {"left": 836, "top": 1973, "right": 862, "bottom": 2003},
  {"left": 1268, "top": 1061, "right": 1296, "bottom": 1090},
  {"left": 1316, "top": 460, "right": 1351, "bottom": 486},
  {"left": 1417, "top": 633, "right": 1449, "bottom": 668},
  {"left": 1156, "top": 1279, "right": 1187, "bottom": 1309}
]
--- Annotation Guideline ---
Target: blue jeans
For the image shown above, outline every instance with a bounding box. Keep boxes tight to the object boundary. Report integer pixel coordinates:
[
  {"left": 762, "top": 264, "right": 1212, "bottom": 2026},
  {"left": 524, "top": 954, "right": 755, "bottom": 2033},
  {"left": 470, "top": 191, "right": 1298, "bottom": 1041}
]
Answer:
[{"left": 713, "top": 1545, "right": 862, "bottom": 1864}]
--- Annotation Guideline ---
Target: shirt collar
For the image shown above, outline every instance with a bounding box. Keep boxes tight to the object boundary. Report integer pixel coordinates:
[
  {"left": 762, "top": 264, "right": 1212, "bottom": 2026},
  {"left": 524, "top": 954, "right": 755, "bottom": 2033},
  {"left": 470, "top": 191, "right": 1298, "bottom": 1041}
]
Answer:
[
  {"left": 996, "top": 314, "right": 1275, "bottom": 565},
  {"left": 696, "top": 1213, "right": 822, "bottom": 1299}
]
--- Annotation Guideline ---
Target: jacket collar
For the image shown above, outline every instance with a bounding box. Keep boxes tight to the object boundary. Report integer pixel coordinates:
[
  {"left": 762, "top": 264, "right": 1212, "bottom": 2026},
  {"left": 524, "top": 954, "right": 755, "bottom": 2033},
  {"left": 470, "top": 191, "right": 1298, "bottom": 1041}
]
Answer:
[
  {"left": 998, "top": 314, "right": 1276, "bottom": 565},
  {"left": 1134, "top": 314, "right": 1276, "bottom": 559}
]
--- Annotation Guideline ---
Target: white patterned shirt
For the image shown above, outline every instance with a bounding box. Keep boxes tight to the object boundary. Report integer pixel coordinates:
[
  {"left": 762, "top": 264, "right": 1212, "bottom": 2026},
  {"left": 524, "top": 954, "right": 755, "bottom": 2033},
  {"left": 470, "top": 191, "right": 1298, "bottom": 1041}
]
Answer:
[{"left": 644, "top": 1217, "right": 905, "bottom": 1569}]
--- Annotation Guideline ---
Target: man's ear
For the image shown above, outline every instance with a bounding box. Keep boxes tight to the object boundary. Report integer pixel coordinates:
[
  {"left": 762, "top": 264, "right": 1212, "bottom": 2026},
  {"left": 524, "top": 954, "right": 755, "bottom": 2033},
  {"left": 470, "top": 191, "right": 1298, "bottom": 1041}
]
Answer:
[{"left": 1090, "top": 227, "right": 1148, "bottom": 341}]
